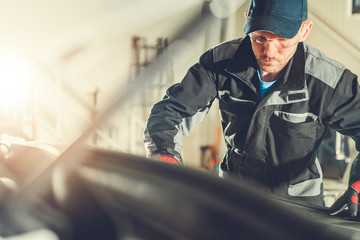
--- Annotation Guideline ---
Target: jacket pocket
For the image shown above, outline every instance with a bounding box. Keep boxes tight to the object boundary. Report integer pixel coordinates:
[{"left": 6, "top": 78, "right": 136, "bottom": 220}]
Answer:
[
  {"left": 268, "top": 113, "right": 317, "bottom": 166},
  {"left": 288, "top": 157, "right": 323, "bottom": 197},
  {"left": 273, "top": 110, "right": 318, "bottom": 123},
  {"left": 219, "top": 91, "right": 256, "bottom": 118},
  {"left": 218, "top": 91, "right": 256, "bottom": 147}
]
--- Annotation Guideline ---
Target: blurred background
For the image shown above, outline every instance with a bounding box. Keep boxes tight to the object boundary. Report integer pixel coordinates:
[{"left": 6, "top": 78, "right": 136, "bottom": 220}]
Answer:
[{"left": 0, "top": 0, "right": 359, "bottom": 206}]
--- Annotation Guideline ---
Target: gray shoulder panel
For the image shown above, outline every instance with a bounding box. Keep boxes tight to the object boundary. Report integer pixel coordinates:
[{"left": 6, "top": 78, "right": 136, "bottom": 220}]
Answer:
[{"left": 304, "top": 43, "right": 346, "bottom": 89}]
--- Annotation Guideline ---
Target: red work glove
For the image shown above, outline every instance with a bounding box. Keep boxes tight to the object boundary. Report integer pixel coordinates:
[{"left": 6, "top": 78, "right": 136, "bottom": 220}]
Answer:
[
  {"left": 157, "top": 156, "right": 180, "bottom": 165},
  {"left": 329, "top": 180, "right": 360, "bottom": 217}
]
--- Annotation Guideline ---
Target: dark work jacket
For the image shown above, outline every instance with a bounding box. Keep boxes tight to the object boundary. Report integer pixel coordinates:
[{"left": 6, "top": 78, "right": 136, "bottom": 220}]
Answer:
[{"left": 144, "top": 36, "right": 360, "bottom": 205}]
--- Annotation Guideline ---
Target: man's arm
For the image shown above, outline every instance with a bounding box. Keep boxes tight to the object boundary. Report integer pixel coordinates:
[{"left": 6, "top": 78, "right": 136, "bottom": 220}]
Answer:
[
  {"left": 324, "top": 70, "right": 360, "bottom": 216},
  {"left": 144, "top": 50, "right": 218, "bottom": 165},
  {"left": 329, "top": 154, "right": 360, "bottom": 216}
]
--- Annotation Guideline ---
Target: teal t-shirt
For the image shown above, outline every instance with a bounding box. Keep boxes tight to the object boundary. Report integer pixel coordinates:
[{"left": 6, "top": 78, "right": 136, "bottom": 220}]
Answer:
[{"left": 257, "top": 69, "right": 279, "bottom": 99}]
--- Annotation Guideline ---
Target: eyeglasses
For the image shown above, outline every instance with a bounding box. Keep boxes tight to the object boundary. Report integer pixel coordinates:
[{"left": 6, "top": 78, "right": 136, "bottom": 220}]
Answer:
[{"left": 249, "top": 32, "right": 300, "bottom": 49}]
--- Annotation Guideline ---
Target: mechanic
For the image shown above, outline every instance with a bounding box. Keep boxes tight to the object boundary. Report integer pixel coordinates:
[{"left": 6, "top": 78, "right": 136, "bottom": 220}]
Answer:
[{"left": 144, "top": 0, "right": 360, "bottom": 216}]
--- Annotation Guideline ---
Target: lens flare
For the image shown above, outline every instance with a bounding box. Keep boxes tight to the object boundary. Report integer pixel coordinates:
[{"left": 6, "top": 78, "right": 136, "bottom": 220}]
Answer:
[{"left": 0, "top": 50, "right": 34, "bottom": 109}]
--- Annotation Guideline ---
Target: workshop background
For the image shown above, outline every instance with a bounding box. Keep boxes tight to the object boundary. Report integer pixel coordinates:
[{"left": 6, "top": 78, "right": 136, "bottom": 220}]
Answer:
[{"left": 0, "top": 0, "right": 359, "bottom": 206}]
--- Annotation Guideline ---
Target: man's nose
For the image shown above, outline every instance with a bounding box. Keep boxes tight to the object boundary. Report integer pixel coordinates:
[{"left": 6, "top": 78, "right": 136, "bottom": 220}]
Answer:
[{"left": 263, "top": 40, "right": 277, "bottom": 56}]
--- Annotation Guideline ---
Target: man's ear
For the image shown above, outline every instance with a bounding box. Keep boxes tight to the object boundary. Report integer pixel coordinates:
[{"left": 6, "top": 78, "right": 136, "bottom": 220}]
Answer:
[{"left": 298, "top": 20, "right": 313, "bottom": 42}]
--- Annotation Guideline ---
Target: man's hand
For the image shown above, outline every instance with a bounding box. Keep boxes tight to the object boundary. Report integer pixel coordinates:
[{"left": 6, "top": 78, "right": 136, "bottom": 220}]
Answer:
[
  {"left": 329, "top": 180, "right": 360, "bottom": 217},
  {"left": 149, "top": 151, "right": 182, "bottom": 165},
  {"left": 157, "top": 156, "right": 180, "bottom": 165}
]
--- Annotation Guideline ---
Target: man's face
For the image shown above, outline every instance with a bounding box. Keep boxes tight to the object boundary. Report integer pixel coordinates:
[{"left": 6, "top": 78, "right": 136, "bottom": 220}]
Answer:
[{"left": 250, "top": 31, "right": 299, "bottom": 75}]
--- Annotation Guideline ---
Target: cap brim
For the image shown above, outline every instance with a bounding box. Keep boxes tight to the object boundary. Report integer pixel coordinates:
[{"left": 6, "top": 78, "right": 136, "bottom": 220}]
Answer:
[{"left": 243, "top": 15, "right": 302, "bottom": 39}]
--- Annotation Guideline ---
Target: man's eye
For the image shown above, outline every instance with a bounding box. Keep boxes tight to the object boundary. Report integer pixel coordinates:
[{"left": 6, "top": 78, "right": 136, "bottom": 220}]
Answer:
[
  {"left": 257, "top": 36, "right": 267, "bottom": 42},
  {"left": 277, "top": 38, "right": 287, "bottom": 42}
]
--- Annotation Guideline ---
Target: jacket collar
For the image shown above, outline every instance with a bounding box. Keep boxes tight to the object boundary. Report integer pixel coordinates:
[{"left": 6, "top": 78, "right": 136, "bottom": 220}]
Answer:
[{"left": 225, "top": 36, "right": 306, "bottom": 91}]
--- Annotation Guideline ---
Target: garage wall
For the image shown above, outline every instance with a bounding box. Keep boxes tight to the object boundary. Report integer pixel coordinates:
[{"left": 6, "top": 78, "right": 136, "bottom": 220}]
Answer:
[{"left": 307, "top": 0, "right": 360, "bottom": 76}]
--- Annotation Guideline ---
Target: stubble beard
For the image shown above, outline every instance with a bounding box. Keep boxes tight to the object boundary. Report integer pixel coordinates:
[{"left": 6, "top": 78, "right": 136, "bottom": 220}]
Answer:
[{"left": 257, "top": 56, "right": 283, "bottom": 74}]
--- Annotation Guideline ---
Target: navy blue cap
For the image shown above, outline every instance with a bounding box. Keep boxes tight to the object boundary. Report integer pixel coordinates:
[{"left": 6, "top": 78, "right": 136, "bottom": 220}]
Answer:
[{"left": 243, "top": 0, "right": 308, "bottom": 39}]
